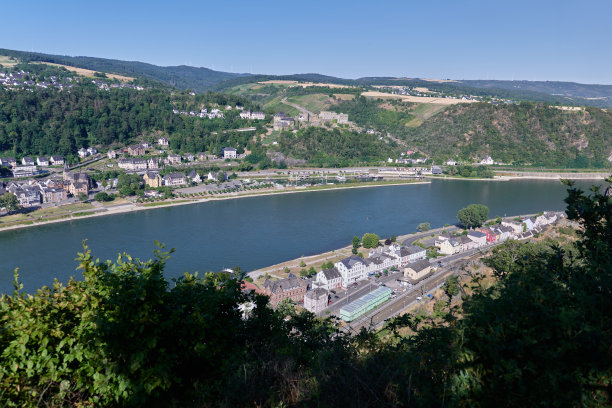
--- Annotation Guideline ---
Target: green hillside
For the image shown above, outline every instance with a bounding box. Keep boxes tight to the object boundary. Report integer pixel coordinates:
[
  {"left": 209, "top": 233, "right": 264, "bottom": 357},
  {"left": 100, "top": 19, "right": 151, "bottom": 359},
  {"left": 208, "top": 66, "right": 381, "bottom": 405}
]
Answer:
[{"left": 398, "top": 103, "right": 612, "bottom": 168}]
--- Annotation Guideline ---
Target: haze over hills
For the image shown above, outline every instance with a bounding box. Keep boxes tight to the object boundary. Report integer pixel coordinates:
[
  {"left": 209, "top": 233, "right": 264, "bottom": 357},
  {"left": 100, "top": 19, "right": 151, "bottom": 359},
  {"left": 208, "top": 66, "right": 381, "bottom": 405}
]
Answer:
[{"left": 2, "top": 48, "right": 612, "bottom": 108}]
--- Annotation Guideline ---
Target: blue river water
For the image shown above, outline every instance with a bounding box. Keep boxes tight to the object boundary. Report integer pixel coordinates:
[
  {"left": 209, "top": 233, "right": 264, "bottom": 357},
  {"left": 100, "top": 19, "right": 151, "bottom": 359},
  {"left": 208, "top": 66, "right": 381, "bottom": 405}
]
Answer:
[{"left": 0, "top": 178, "right": 599, "bottom": 293}]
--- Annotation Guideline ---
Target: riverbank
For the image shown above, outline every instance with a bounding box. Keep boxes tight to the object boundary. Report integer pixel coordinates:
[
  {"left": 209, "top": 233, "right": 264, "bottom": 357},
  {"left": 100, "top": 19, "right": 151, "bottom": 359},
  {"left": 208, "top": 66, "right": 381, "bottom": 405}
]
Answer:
[{"left": 0, "top": 179, "right": 430, "bottom": 233}]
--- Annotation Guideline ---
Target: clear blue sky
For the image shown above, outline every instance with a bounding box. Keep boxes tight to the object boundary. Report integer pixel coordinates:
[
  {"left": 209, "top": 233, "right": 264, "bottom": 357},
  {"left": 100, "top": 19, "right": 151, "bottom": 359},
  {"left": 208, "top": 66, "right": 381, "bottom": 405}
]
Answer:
[{"left": 2, "top": 0, "right": 611, "bottom": 84}]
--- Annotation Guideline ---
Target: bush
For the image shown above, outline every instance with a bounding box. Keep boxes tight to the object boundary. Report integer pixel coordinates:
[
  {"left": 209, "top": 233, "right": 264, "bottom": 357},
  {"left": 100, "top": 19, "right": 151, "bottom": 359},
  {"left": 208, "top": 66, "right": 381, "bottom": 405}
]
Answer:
[{"left": 362, "top": 233, "right": 380, "bottom": 248}]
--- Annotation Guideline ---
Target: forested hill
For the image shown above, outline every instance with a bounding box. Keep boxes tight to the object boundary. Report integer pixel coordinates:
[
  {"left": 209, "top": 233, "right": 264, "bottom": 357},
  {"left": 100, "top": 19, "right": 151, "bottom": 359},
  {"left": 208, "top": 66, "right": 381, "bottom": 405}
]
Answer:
[
  {"left": 0, "top": 48, "right": 247, "bottom": 93},
  {"left": 0, "top": 82, "right": 259, "bottom": 161},
  {"left": 401, "top": 103, "right": 612, "bottom": 168}
]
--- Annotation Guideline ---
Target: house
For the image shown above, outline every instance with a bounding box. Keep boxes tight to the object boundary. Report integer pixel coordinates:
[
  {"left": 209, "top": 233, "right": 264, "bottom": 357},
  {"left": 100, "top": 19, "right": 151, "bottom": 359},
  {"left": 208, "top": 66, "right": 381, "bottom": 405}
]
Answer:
[
  {"left": 157, "top": 137, "right": 169, "bottom": 147},
  {"left": 118, "top": 159, "right": 147, "bottom": 171},
  {"left": 251, "top": 111, "right": 266, "bottom": 120},
  {"left": 12, "top": 165, "right": 38, "bottom": 178},
  {"left": 437, "top": 237, "right": 463, "bottom": 255},
  {"left": 479, "top": 227, "right": 498, "bottom": 242},
  {"left": 107, "top": 150, "right": 117, "bottom": 159},
  {"left": 87, "top": 147, "right": 98, "bottom": 155},
  {"left": 221, "top": 147, "right": 237, "bottom": 159},
  {"left": 40, "top": 187, "right": 65, "bottom": 203},
  {"left": 197, "top": 152, "right": 208, "bottom": 161},
  {"left": 50, "top": 156, "right": 65, "bottom": 166},
  {"left": 335, "top": 256, "right": 368, "bottom": 287},
  {"left": 365, "top": 252, "right": 397, "bottom": 275},
  {"left": 187, "top": 170, "right": 201, "bottom": 183},
  {"left": 397, "top": 245, "right": 427, "bottom": 264},
  {"left": 143, "top": 172, "right": 163, "bottom": 188},
  {"left": 36, "top": 156, "right": 49, "bottom": 166},
  {"left": 262, "top": 273, "right": 308, "bottom": 308},
  {"left": 273, "top": 113, "right": 294, "bottom": 130},
  {"left": 166, "top": 154, "right": 181, "bottom": 164},
  {"left": 9, "top": 186, "right": 41, "bottom": 207},
  {"left": 163, "top": 173, "right": 186, "bottom": 186},
  {"left": 403, "top": 260, "right": 433, "bottom": 284},
  {"left": 315, "top": 267, "right": 343, "bottom": 291},
  {"left": 502, "top": 220, "right": 524, "bottom": 234},
  {"left": 536, "top": 212, "right": 557, "bottom": 227},
  {"left": 446, "top": 159, "right": 457, "bottom": 166},
  {"left": 127, "top": 144, "right": 146, "bottom": 156},
  {"left": 304, "top": 288, "right": 328, "bottom": 314},
  {"left": 240, "top": 110, "right": 251, "bottom": 119},
  {"left": 467, "top": 230, "right": 487, "bottom": 247},
  {"left": 78, "top": 148, "right": 88, "bottom": 158},
  {"left": 523, "top": 217, "right": 537, "bottom": 231},
  {"left": 0, "top": 158, "right": 14, "bottom": 167},
  {"left": 431, "top": 166, "right": 443, "bottom": 175},
  {"left": 144, "top": 158, "right": 157, "bottom": 170},
  {"left": 22, "top": 157, "right": 35, "bottom": 166},
  {"left": 456, "top": 235, "right": 478, "bottom": 251},
  {"left": 69, "top": 182, "right": 89, "bottom": 196},
  {"left": 319, "top": 111, "right": 349, "bottom": 123},
  {"left": 183, "top": 153, "right": 195, "bottom": 162},
  {"left": 480, "top": 155, "right": 494, "bottom": 165}
]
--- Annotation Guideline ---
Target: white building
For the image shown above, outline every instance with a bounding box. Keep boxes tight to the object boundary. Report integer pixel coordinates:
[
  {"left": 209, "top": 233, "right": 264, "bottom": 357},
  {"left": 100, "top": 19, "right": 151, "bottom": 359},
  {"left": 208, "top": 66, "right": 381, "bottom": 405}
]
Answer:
[
  {"left": 315, "top": 267, "right": 343, "bottom": 290},
  {"left": 157, "top": 137, "right": 169, "bottom": 147},
  {"left": 480, "top": 155, "right": 494, "bottom": 165},
  {"left": 222, "top": 147, "right": 237, "bottom": 159},
  {"left": 335, "top": 256, "right": 368, "bottom": 287},
  {"left": 304, "top": 288, "right": 328, "bottom": 314}
]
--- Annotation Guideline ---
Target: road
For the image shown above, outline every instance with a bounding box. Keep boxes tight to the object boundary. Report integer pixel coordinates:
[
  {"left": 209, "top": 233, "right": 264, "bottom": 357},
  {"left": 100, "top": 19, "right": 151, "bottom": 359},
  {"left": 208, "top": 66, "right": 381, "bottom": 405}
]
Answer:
[{"left": 281, "top": 97, "right": 316, "bottom": 118}]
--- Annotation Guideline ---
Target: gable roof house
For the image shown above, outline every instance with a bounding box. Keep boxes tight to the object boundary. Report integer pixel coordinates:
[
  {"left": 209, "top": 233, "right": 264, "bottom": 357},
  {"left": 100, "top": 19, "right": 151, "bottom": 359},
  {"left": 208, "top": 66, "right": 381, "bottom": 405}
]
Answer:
[
  {"left": 36, "top": 156, "right": 49, "bottom": 166},
  {"left": 304, "top": 288, "right": 329, "bottom": 314},
  {"left": 50, "top": 156, "right": 65, "bottom": 166},
  {"left": 163, "top": 173, "right": 186, "bottom": 186},
  {"left": 22, "top": 157, "right": 35, "bottom": 166},
  {"left": 315, "top": 267, "right": 342, "bottom": 291},
  {"left": 403, "top": 260, "right": 434, "bottom": 284},
  {"left": 143, "top": 172, "right": 163, "bottom": 188},
  {"left": 187, "top": 170, "right": 201, "bottom": 184},
  {"left": 335, "top": 256, "right": 368, "bottom": 287},
  {"left": 262, "top": 273, "right": 308, "bottom": 307},
  {"left": 467, "top": 230, "right": 487, "bottom": 247}
]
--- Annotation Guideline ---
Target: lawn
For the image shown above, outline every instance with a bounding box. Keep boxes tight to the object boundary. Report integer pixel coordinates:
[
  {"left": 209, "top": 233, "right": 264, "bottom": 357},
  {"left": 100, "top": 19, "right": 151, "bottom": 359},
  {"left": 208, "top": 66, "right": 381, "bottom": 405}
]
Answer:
[
  {"left": 264, "top": 97, "right": 300, "bottom": 116},
  {"left": 0, "top": 55, "right": 18, "bottom": 67}
]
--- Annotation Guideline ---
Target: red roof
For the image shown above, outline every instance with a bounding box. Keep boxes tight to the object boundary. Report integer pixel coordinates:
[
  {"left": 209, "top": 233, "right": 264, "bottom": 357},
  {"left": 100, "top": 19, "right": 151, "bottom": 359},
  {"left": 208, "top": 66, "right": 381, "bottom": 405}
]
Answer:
[{"left": 241, "top": 281, "right": 263, "bottom": 294}]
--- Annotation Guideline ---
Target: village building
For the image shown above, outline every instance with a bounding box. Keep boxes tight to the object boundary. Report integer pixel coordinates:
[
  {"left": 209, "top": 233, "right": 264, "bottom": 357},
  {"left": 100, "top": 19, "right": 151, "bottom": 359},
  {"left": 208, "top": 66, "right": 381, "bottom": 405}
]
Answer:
[
  {"left": 163, "top": 172, "right": 187, "bottom": 186},
  {"left": 107, "top": 150, "right": 117, "bottom": 159},
  {"left": 335, "top": 256, "right": 368, "bottom": 287},
  {"left": 315, "top": 267, "right": 343, "bottom": 291},
  {"left": 262, "top": 273, "right": 308, "bottom": 308},
  {"left": 221, "top": 147, "right": 237, "bottom": 159},
  {"left": 304, "top": 288, "right": 328, "bottom": 314},
  {"left": 157, "top": 137, "right": 169, "bottom": 147},
  {"left": 467, "top": 230, "right": 487, "bottom": 247},
  {"left": 22, "top": 157, "right": 35, "bottom": 166},
  {"left": 12, "top": 165, "right": 38, "bottom": 178},
  {"left": 50, "top": 156, "right": 65, "bottom": 166},
  {"left": 78, "top": 148, "right": 88, "bottom": 158},
  {"left": 118, "top": 158, "right": 147, "bottom": 171},
  {"left": 87, "top": 147, "right": 98, "bottom": 155},
  {"left": 319, "top": 111, "right": 349, "bottom": 123},
  {"left": 403, "top": 260, "right": 433, "bottom": 283},
  {"left": 127, "top": 144, "right": 146, "bottom": 156},
  {"left": 147, "top": 158, "right": 159, "bottom": 170},
  {"left": 36, "top": 156, "right": 49, "bottom": 166},
  {"left": 166, "top": 154, "right": 181, "bottom": 165},
  {"left": 273, "top": 112, "right": 294, "bottom": 130},
  {"left": 187, "top": 170, "right": 201, "bottom": 183},
  {"left": 143, "top": 172, "right": 163, "bottom": 188}
]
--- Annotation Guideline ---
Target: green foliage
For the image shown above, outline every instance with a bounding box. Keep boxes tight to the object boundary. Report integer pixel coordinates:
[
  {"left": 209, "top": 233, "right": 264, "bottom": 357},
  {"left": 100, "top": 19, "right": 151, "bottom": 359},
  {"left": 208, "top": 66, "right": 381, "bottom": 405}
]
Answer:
[
  {"left": 457, "top": 203, "right": 490, "bottom": 228},
  {"left": 351, "top": 235, "right": 360, "bottom": 249},
  {"left": 0, "top": 192, "right": 19, "bottom": 211},
  {"left": 330, "top": 96, "right": 416, "bottom": 134},
  {"left": 77, "top": 192, "right": 88, "bottom": 201},
  {"left": 417, "top": 222, "right": 431, "bottom": 232},
  {"left": 278, "top": 126, "right": 396, "bottom": 167},
  {"left": 117, "top": 174, "right": 144, "bottom": 196},
  {"left": 299, "top": 260, "right": 306, "bottom": 267},
  {"left": 361, "top": 233, "right": 380, "bottom": 248},
  {"left": 0, "top": 75, "right": 256, "bottom": 159},
  {"left": 444, "top": 164, "right": 493, "bottom": 178},
  {"left": 94, "top": 192, "right": 114, "bottom": 202},
  {"left": 401, "top": 103, "right": 612, "bottom": 168}
]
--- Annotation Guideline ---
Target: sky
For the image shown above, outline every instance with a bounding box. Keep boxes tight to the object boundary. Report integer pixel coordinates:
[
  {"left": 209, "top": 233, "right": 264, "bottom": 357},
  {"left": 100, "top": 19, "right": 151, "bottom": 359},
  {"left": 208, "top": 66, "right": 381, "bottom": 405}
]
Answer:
[{"left": 2, "top": 0, "right": 611, "bottom": 84}]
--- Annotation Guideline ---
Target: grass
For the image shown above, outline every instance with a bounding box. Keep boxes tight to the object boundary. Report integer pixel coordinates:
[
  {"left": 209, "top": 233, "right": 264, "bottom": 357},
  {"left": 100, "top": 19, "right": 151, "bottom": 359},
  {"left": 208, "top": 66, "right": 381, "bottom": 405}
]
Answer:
[
  {"left": 411, "top": 103, "right": 448, "bottom": 120},
  {"left": 142, "top": 200, "right": 191, "bottom": 207},
  {"left": 0, "top": 55, "right": 18, "bottom": 67},
  {"left": 264, "top": 97, "right": 300, "bottom": 116},
  {"left": 286, "top": 94, "right": 332, "bottom": 114},
  {"left": 33, "top": 62, "right": 134, "bottom": 82},
  {"left": 261, "top": 130, "right": 282, "bottom": 145},
  {"left": 72, "top": 211, "right": 96, "bottom": 217}
]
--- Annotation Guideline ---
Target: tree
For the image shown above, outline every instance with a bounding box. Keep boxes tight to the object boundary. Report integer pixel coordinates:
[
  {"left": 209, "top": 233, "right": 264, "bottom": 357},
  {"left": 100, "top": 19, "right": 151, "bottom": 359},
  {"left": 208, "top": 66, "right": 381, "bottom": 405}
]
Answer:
[
  {"left": 0, "top": 192, "right": 20, "bottom": 211},
  {"left": 361, "top": 233, "right": 380, "bottom": 248},
  {"left": 299, "top": 260, "right": 306, "bottom": 268},
  {"left": 351, "top": 235, "right": 361, "bottom": 249},
  {"left": 77, "top": 192, "right": 88, "bottom": 201},
  {"left": 443, "top": 275, "right": 460, "bottom": 305},
  {"left": 457, "top": 204, "right": 490, "bottom": 228},
  {"left": 417, "top": 222, "right": 431, "bottom": 232},
  {"left": 94, "top": 192, "right": 113, "bottom": 202}
]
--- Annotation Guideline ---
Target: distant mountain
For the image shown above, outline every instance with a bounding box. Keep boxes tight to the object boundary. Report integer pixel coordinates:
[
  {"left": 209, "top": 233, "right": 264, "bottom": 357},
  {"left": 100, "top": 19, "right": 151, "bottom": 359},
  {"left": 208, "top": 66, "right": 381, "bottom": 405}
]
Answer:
[
  {"left": 1, "top": 48, "right": 611, "bottom": 107},
  {"left": 0, "top": 48, "right": 248, "bottom": 93}
]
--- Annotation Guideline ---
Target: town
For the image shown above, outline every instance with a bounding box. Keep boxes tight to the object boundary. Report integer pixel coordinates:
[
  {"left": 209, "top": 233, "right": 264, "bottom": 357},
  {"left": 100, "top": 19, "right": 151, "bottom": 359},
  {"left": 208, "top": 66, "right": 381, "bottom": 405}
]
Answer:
[{"left": 244, "top": 210, "right": 564, "bottom": 323}]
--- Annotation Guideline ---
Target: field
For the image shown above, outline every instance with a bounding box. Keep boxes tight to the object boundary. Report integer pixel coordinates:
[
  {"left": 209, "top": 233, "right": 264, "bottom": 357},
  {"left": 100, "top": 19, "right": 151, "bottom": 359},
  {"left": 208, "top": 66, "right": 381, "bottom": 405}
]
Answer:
[
  {"left": 286, "top": 94, "right": 334, "bottom": 114},
  {"left": 264, "top": 97, "right": 299, "bottom": 116},
  {"left": 411, "top": 103, "right": 448, "bottom": 120},
  {"left": 0, "top": 55, "right": 18, "bottom": 67},
  {"left": 362, "top": 91, "right": 476, "bottom": 105},
  {"left": 258, "top": 80, "right": 356, "bottom": 89},
  {"left": 34, "top": 62, "right": 134, "bottom": 81}
]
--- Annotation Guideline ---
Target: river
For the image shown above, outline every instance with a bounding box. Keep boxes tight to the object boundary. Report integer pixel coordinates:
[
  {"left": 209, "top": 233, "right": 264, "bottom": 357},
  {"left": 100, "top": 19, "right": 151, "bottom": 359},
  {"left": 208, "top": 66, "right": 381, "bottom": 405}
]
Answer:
[{"left": 0, "top": 178, "right": 599, "bottom": 293}]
